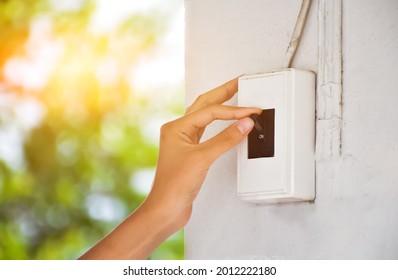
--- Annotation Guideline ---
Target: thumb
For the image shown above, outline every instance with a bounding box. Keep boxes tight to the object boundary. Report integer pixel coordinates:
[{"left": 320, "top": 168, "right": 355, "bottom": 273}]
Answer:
[{"left": 200, "top": 117, "right": 254, "bottom": 163}]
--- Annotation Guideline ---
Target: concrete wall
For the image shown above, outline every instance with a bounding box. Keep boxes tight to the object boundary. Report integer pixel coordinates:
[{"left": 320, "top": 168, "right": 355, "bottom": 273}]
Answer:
[{"left": 184, "top": 0, "right": 398, "bottom": 259}]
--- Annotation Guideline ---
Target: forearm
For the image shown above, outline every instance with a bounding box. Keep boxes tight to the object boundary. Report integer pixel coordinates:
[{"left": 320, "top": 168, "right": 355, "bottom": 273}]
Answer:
[{"left": 78, "top": 199, "right": 178, "bottom": 260}]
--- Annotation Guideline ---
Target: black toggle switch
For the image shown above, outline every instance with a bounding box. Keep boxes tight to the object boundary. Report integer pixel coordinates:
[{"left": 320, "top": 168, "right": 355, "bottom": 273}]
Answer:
[
  {"left": 248, "top": 109, "right": 275, "bottom": 159},
  {"left": 250, "top": 114, "right": 265, "bottom": 137}
]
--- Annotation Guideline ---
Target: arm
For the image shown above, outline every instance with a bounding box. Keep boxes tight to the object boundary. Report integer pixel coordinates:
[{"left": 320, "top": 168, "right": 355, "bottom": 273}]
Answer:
[{"left": 78, "top": 77, "right": 261, "bottom": 259}]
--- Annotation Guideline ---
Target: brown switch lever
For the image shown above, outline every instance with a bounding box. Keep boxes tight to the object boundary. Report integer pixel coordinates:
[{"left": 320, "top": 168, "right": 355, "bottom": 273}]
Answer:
[{"left": 250, "top": 114, "right": 265, "bottom": 134}]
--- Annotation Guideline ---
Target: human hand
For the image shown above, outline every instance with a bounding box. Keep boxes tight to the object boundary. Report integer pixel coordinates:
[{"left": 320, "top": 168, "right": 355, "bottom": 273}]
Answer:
[
  {"left": 145, "top": 77, "right": 262, "bottom": 231},
  {"left": 79, "top": 77, "right": 261, "bottom": 259}
]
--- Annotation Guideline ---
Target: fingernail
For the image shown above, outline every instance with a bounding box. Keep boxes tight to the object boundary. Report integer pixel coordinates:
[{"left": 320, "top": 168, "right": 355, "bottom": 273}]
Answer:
[{"left": 237, "top": 118, "right": 254, "bottom": 135}]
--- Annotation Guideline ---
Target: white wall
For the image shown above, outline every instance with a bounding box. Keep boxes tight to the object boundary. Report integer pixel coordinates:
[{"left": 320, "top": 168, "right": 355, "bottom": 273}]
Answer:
[{"left": 184, "top": 0, "right": 398, "bottom": 259}]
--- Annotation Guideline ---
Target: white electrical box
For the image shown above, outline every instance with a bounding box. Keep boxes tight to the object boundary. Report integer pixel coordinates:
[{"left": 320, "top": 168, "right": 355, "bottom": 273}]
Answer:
[{"left": 237, "top": 69, "right": 315, "bottom": 203}]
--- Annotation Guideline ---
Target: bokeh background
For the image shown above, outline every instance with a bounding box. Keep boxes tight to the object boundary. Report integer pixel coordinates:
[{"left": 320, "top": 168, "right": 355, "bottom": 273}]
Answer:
[{"left": 0, "top": 0, "right": 184, "bottom": 259}]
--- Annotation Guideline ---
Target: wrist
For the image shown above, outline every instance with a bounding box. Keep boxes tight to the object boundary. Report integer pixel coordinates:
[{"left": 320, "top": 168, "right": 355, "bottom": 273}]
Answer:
[{"left": 144, "top": 189, "right": 192, "bottom": 233}]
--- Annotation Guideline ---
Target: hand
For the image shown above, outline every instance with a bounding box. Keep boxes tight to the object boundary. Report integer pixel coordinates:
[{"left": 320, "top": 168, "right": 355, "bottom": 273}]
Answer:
[
  {"left": 145, "top": 77, "right": 261, "bottom": 230},
  {"left": 78, "top": 77, "right": 261, "bottom": 259}
]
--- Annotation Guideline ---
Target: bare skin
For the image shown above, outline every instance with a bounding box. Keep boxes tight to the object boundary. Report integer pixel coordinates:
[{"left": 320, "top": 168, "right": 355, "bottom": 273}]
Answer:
[{"left": 78, "top": 77, "right": 262, "bottom": 259}]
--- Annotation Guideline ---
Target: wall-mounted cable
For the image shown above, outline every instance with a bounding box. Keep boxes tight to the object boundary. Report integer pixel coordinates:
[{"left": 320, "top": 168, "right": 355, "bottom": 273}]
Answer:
[{"left": 282, "top": 0, "right": 312, "bottom": 68}]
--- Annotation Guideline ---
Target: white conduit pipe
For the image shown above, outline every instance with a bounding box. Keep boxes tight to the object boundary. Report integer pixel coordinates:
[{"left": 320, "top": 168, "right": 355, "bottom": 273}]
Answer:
[{"left": 283, "top": 0, "right": 312, "bottom": 68}]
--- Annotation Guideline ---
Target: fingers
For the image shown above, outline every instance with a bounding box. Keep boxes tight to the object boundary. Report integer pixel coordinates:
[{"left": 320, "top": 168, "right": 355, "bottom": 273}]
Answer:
[
  {"left": 199, "top": 117, "right": 254, "bottom": 163},
  {"left": 187, "top": 77, "right": 240, "bottom": 113},
  {"left": 182, "top": 104, "right": 261, "bottom": 130}
]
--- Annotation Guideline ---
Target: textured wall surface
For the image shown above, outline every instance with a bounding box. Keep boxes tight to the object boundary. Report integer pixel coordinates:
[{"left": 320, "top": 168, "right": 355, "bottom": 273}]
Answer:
[{"left": 184, "top": 0, "right": 398, "bottom": 259}]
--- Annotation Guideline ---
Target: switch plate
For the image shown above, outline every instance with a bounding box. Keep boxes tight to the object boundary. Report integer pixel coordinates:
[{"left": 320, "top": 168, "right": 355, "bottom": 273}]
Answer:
[
  {"left": 248, "top": 109, "right": 275, "bottom": 159},
  {"left": 237, "top": 69, "right": 315, "bottom": 203}
]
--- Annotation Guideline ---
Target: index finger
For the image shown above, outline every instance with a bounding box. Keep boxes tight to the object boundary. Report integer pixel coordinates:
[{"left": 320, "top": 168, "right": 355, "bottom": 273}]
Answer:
[
  {"left": 187, "top": 77, "right": 240, "bottom": 113},
  {"left": 181, "top": 104, "right": 261, "bottom": 131}
]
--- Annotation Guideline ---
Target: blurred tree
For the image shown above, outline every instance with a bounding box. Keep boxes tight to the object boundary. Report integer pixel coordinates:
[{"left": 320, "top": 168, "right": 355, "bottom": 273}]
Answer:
[{"left": 0, "top": 0, "right": 184, "bottom": 259}]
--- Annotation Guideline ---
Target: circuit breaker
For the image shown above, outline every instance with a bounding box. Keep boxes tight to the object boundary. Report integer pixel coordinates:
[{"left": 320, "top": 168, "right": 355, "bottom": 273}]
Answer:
[{"left": 237, "top": 69, "right": 315, "bottom": 203}]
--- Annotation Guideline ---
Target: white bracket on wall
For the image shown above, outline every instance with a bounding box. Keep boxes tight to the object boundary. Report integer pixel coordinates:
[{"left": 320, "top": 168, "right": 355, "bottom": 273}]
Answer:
[{"left": 316, "top": 0, "right": 342, "bottom": 160}]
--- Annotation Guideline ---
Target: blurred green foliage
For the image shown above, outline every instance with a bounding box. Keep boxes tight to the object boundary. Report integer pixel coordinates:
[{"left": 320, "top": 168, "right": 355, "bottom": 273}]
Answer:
[{"left": 0, "top": 0, "right": 184, "bottom": 259}]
